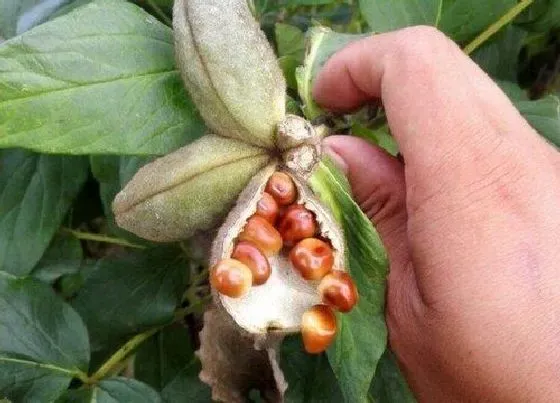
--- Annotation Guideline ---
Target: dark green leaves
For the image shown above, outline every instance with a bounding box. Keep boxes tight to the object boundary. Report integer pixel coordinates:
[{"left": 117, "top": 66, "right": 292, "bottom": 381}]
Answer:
[
  {"left": 135, "top": 325, "right": 195, "bottom": 390},
  {"left": 501, "top": 82, "right": 560, "bottom": 148},
  {"left": 0, "top": 275, "right": 89, "bottom": 401},
  {"left": 310, "top": 161, "right": 388, "bottom": 403},
  {"left": 471, "top": 25, "right": 527, "bottom": 81},
  {"left": 281, "top": 336, "right": 343, "bottom": 403},
  {"left": 59, "top": 378, "right": 162, "bottom": 402},
  {"left": 370, "top": 351, "right": 415, "bottom": 403},
  {"left": 0, "top": 0, "right": 205, "bottom": 155},
  {"left": 439, "top": 0, "right": 516, "bottom": 42},
  {"left": 359, "top": 0, "right": 442, "bottom": 32},
  {"left": 135, "top": 325, "right": 212, "bottom": 402},
  {"left": 0, "top": 150, "right": 88, "bottom": 276},
  {"left": 72, "top": 247, "right": 186, "bottom": 352}
]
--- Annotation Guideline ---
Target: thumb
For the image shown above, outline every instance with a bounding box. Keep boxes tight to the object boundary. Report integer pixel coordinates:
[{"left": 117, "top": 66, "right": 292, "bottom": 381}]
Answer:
[{"left": 323, "top": 135, "right": 408, "bottom": 262}]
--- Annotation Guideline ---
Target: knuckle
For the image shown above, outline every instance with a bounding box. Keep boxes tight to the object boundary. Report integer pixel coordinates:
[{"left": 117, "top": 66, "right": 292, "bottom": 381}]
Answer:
[{"left": 390, "top": 26, "right": 454, "bottom": 75}]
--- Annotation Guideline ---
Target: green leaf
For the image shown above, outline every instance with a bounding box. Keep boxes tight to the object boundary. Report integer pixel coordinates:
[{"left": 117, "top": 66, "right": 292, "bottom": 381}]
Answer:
[
  {"left": 71, "top": 247, "right": 186, "bottom": 352},
  {"left": 439, "top": 0, "right": 516, "bottom": 43},
  {"left": 90, "top": 155, "right": 155, "bottom": 241},
  {"left": 0, "top": 0, "right": 90, "bottom": 39},
  {"left": 280, "top": 335, "right": 343, "bottom": 403},
  {"left": 359, "top": 0, "right": 442, "bottom": 32},
  {"left": 135, "top": 325, "right": 195, "bottom": 391},
  {"left": 276, "top": 23, "right": 305, "bottom": 90},
  {"left": 286, "top": 0, "right": 335, "bottom": 5},
  {"left": 275, "top": 23, "right": 305, "bottom": 59},
  {"left": 297, "top": 28, "right": 368, "bottom": 119},
  {"left": 58, "top": 378, "right": 162, "bottom": 402},
  {"left": 31, "top": 232, "right": 83, "bottom": 283},
  {"left": 351, "top": 123, "right": 399, "bottom": 157},
  {"left": 500, "top": 81, "right": 560, "bottom": 148},
  {"left": 309, "top": 161, "right": 388, "bottom": 403},
  {"left": 517, "top": 0, "right": 560, "bottom": 31},
  {"left": 0, "top": 0, "right": 205, "bottom": 155},
  {"left": 160, "top": 364, "right": 212, "bottom": 403},
  {"left": 369, "top": 350, "right": 416, "bottom": 403},
  {"left": 471, "top": 24, "right": 526, "bottom": 81},
  {"left": 0, "top": 150, "right": 88, "bottom": 276},
  {"left": 0, "top": 275, "right": 89, "bottom": 401}
]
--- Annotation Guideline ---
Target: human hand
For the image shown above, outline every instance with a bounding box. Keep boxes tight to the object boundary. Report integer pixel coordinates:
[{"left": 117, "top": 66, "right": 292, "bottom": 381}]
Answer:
[{"left": 313, "top": 26, "right": 560, "bottom": 402}]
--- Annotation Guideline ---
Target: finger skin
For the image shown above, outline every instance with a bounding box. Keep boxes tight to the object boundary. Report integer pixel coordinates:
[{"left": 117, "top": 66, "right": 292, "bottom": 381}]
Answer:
[{"left": 313, "top": 26, "right": 560, "bottom": 401}]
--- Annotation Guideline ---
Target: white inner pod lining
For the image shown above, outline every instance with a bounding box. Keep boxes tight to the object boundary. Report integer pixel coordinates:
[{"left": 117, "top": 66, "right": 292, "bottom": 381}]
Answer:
[{"left": 211, "top": 162, "right": 345, "bottom": 334}]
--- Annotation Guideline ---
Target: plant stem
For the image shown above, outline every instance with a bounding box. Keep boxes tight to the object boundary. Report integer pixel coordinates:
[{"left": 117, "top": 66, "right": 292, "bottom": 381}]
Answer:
[
  {"left": 0, "top": 357, "right": 90, "bottom": 384},
  {"left": 61, "top": 228, "right": 145, "bottom": 249},
  {"left": 89, "top": 326, "right": 162, "bottom": 382},
  {"left": 463, "top": 0, "right": 535, "bottom": 55},
  {"left": 145, "top": 0, "right": 172, "bottom": 26},
  {"left": 89, "top": 302, "right": 208, "bottom": 383}
]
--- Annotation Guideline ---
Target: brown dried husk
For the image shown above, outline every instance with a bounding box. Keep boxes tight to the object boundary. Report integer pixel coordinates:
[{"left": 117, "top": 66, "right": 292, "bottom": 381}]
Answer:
[{"left": 198, "top": 304, "right": 287, "bottom": 403}]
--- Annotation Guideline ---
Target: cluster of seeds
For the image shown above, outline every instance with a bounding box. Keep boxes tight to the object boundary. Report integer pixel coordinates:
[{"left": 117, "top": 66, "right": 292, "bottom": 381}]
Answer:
[{"left": 210, "top": 171, "right": 358, "bottom": 354}]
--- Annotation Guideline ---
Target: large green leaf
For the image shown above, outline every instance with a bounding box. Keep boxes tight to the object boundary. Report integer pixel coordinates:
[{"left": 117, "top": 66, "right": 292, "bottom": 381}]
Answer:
[
  {"left": 359, "top": 0, "right": 442, "bottom": 32},
  {"left": 369, "top": 350, "right": 416, "bottom": 403},
  {"left": 439, "top": 0, "right": 517, "bottom": 43},
  {"left": 0, "top": 275, "right": 90, "bottom": 401},
  {"left": 0, "top": 0, "right": 205, "bottom": 155},
  {"left": 71, "top": 247, "right": 186, "bottom": 352},
  {"left": 280, "top": 335, "right": 343, "bottom": 403},
  {"left": 58, "top": 378, "right": 162, "bottom": 402},
  {"left": 31, "top": 232, "right": 83, "bottom": 284},
  {"left": 0, "top": 0, "right": 90, "bottom": 39},
  {"left": 517, "top": 0, "right": 560, "bottom": 31},
  {"left": 309, "top": 161, "right": 388, "bottom": 403},
  {"left": 500, "top": 81, "right": 560, "bottom": 148},
  {"left": 135, "top": 325, "right": 195, "bottom": 391},
  {"left": 0, "top": 150, "right": 88, "bottom": 276},
  {"left": 90, "top": 154, "right": 155, "bottom": 241},
  {"left": 160, "top": 364, "right": 211, "bottom": 403},
  {"left": 471, "top": 25, "right": 526, "bottom": 81}
]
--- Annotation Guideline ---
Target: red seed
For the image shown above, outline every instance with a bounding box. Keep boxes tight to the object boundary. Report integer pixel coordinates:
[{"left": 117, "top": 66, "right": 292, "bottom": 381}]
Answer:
[
  {"left": 318, "top": 271, "right": 358, "bottom": 312},
  {"left": 238, "top": 215, "right": 282, "bottom": 256},
  {"left": 277, "top": 204, "right": 317, "bottom": 246},
  {"left": 265, "top": 172, "right": 297, "bottom": 206},
  {"left": 289, "top": 238, "right": 334, "bottom": 280},
  {"left": 301, "top": 304, "right": 337, "bottom": 354},
  {"left": 210, "top": 259, "right": 252, "bottom": 298},
  {"left": 255, "top": 192, "right": 279, "bottom": 224},
  {"left": 232, "top": 241, "right": 271, "bottom": 286}
]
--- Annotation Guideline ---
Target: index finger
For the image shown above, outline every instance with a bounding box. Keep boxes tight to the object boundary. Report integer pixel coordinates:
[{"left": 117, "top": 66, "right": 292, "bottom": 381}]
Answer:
[{"left": 313, "top": 26, "right": 536, "bottom": 174}]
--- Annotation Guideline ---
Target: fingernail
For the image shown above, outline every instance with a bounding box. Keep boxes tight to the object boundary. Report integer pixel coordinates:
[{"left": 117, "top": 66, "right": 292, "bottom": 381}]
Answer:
[{"left": 323, "top": 144, "right": 349, "bottom": 175}]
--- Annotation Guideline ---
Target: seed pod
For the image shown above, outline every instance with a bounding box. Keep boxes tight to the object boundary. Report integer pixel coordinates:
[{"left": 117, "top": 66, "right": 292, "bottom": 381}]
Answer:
[
  {"left": 277, "top": 204, "right": 317, "bottom": 246},
  {"left": 232, "top": 241, "right": 271, "bottom": 286},
  {"left": 301, "top": 304, "right": 337, "bottom": 354},
  {"left": 112, "top": 135, "right": 270, "bottom": 242},
  {"left": 289, "top": 238, "right": 334, "bottom": 281},
  {"left": 173, "top": 0, "right": 286, "bottom": 148},
  {"left": 318, "top": 271, "right": 359, "bottom": 312},
  {"left": 211, "top": 164, "right": 346, "bottom": 334},
  {"left": 255, "top": 193, "right": 279, "bottom": 224}
]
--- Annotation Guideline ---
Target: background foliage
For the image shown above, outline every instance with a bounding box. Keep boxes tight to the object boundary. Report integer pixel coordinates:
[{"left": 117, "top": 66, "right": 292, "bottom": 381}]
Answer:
[{"left": 0, "top": 0, "right": 558, "bottom": 402}]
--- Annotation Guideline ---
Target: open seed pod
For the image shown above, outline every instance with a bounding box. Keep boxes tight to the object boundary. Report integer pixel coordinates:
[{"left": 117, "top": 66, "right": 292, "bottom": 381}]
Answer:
[
  {"left": 210, "top": 160, "right": 346, "bottom": 334},
  {"left": 112, "top": 0, "right": 361, "bottom": 400}
]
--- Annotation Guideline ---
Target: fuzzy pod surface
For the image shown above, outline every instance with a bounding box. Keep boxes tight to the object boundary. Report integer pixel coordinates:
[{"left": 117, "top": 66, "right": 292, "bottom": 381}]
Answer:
[
  {"left": 173, "top": 0, "right": 286, "bottom": 148},
  {"left": 113, "top": 135, "right": 270, "bottom": 242}
]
